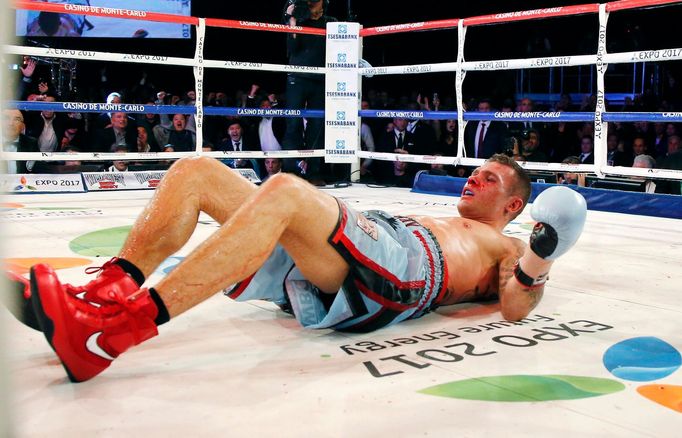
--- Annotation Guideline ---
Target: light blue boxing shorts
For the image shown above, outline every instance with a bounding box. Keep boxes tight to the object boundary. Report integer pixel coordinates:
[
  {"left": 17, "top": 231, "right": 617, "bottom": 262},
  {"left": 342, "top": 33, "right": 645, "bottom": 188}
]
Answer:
[{"left": 224, "top": 199, "right": 448, "bottom": 333}]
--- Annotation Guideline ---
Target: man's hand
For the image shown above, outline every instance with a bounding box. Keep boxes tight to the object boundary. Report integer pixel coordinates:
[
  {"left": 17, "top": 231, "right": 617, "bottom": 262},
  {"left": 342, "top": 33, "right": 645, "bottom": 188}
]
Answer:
[
  {"left": 286, "top": 3, "right": 297, "bottom": 27},
  {"left": 20, "top": 58, "right": 36, "bottom": 79},
  {"left": 249, "top": 84, "right": 260, "bottom": 97},
  {"left": 529, "top": 186, "right": 587, "bottom": 261}
]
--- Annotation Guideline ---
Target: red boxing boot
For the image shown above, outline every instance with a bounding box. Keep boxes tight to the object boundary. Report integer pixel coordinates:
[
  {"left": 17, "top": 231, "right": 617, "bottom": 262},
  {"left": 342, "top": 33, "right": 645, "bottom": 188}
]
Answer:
[
  {"left": 30, "top": 264, "right": 159, "bottom": 382},
  {"left": 3, "top": 258, "right": 137, "bottom": 332}
]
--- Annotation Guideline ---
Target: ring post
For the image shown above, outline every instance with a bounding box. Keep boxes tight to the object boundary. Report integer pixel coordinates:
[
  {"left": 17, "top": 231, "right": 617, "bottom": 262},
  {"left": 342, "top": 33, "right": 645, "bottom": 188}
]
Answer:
[
  {"left": 193, "top": 18, "right": 206, "bottom": 154},
  {"left": 594, "top": 3, "right": 609, "bottom": 178},
  {"left": 324, "top": 22, "right": 361, "bottom": 170}
]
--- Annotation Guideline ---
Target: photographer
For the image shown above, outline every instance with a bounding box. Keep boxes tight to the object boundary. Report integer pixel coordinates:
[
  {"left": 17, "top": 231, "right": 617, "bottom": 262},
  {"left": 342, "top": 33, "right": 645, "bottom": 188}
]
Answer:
[{"left": 281, "top": 0, "right": 337, "bottom": 185}]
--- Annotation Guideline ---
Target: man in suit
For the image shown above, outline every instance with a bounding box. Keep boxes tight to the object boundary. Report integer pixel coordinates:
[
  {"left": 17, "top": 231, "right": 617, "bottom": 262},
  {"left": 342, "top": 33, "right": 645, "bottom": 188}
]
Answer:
[
  {"left": 245, "top": 85, "right": 286, "bottom": 152},
  {"left": 218, "top": 120, "right": 259, "bottom": 175},
  {"left": 655, "top": 135, "right": 682, "bottom": 195},
  {"left": 374, "top": 116, "right": 419, "bottom": 184},
  {"left": 578, "top": 135, "right": 595, "bottom": 164},
  {"left": 94, "top": 112, "right": 138, "bottom": 152},
  {"left": 464, "top": 99, "right": 509, "bottom": 159},
  {"left": 2, "top": 109, "right": 39, "bottom": 173}
]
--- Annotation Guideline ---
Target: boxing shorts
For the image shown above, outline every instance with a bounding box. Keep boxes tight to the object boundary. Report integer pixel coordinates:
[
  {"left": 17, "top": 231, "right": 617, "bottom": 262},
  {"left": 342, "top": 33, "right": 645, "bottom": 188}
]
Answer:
[{"left": 224, "top": 199, "right": 448, "bottom": 333}]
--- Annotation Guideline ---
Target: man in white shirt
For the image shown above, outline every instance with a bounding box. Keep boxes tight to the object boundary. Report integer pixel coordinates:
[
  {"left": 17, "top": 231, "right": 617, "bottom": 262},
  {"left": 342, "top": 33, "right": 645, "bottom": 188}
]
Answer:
[{"left": 2, "top": 109, "right": 38, "bottom": 174}]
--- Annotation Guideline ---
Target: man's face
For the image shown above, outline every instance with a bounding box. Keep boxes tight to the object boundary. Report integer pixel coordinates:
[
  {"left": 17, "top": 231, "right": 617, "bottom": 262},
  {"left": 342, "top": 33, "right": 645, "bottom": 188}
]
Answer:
[
  {"left": 607, "top": 135, "right": 618, "bottom": 151},
  {"left": 581, "top": 137, "right": 593, "bottom": 154},
  {"left": 393, "top": 118, "right": 408, "bottom": 132},
  {"left": 187, "top": 91, "right": 196, "bottom": 101},
  {"left": 173, "top": 114, "right": 186, "bottom": 131},
  {"left": 633, "top": 138, "right": 646, "bottom": 155},
  {"left": 111, "top": 112, "right": 128, "bottom": 130},
  {"left": 308, "top": 0, "right": 323, "bottom": 13},
  {"left": 519, "top": 98, "right": 532, "bottom": 112},
  {"left": 265, "top": 158, "right": 282, "bottom": 175},
  {"left": 522, "top": 132, "right": 539, "bottom": 153},
  {"left": 446, "top": 119, "right": 456, "bottom": 132},
  {"left": 228, "top": 123, "right": 242, "bottom": 141},
  {"left": 477, "top": 101, "right": 491, "bottom": 112},
  {"left": 3, "top": 109, "right": 24, "bottom": 141},
  {"left": 666, "top": 123, "right": 677, "bottom": 137},
  {"left": 42, "top": 95, "right": 56, "bottom": 119},
  {"left": 137, "top": 126, "right": 148, "bottom": 144},
  {"left": 457, "top": 161, "right": 520, "bottom": 221}
]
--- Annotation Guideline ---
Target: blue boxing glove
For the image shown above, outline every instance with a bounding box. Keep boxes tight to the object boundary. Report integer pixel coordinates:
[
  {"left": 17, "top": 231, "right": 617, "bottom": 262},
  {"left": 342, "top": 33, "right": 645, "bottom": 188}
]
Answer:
[{"left": 529, "top": 186, "right": 587, "bottom": 260}]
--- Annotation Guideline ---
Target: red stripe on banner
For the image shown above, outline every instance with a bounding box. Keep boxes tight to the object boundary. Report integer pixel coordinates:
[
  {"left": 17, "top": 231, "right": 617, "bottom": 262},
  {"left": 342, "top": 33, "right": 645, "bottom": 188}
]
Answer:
[
  {"left": 354, "top": 280, "right": 416, "bottom": 312},
  {"left": 360, "top": 18, "right": 460, "bottom": 37},
  {"left": 606, "top": 0, "right": 682, "bottom": 12},
  {"left": 13, "top": 0, "right": 199, "bottom": 25},
  {"left": 464, "top": 4, "right": 600, "bottom": 27},
  {"left": 205, "top": 18, "right": 326, "bottom": 35}
]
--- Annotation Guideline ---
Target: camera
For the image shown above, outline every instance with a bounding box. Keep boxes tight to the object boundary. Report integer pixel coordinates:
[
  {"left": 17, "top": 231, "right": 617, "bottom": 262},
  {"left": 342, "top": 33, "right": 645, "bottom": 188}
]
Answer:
[{"left": 287, "top": 0, "right": 326, "bottom": 22}]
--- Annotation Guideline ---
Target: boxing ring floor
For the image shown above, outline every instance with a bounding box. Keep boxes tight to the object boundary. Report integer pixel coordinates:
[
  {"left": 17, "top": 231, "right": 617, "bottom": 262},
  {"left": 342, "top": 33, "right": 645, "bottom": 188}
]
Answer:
[{"left": 2, "top": 185, "right": 681, "bottom": 437}]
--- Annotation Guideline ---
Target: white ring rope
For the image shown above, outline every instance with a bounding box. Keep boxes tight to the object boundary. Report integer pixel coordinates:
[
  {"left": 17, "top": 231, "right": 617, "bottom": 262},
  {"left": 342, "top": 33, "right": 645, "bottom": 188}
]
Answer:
[{"left": 3, "top": 1, "right": 682, "bottom": 182}]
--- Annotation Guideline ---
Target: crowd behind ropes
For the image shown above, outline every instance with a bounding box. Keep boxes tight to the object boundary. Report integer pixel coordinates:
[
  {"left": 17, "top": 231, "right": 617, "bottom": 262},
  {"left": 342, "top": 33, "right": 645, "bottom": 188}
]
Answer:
[{"left": 3, "top": 59, "right": 681, "bottom": 194}]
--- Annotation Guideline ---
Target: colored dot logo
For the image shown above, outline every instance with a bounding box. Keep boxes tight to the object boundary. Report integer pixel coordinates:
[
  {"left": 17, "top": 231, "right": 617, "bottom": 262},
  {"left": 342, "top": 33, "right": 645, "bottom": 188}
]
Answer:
[
  {"left": 420, "top": 337, "right": 682, "bottom": 413},
  {"left": 14, "top": 176, "right": 37, "bottom": 192}
]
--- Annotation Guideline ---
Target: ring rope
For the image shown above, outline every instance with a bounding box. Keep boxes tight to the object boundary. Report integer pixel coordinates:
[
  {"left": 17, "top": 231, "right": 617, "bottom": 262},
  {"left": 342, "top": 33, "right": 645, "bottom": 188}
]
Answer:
[{"left": 5, "top": 0, "right": 682, "bottom": 181}]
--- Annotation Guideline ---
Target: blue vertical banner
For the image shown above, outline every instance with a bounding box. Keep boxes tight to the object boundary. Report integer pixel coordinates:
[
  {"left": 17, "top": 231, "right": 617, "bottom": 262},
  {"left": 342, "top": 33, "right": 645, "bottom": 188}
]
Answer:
[{"left": 325, "top": 22, "right": 360, "bottom": 163}]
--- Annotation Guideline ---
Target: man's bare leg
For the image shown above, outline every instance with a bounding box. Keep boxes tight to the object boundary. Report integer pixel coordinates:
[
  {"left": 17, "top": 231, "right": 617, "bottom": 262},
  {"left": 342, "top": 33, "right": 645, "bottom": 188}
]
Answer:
[
  {"left": 117, "top": 156, "right": 258, "bottom": 277},
  {"left": 28, "top": 160, "right": 350, "bottom": 382},
  {"left": 152, "top": 171, "right": 349, "bottom": 317}
]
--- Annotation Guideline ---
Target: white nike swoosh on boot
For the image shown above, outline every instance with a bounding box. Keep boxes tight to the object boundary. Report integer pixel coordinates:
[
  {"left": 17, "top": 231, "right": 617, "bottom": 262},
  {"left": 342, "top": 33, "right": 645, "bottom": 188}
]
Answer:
[
  {"left": 75, "top": 291, "right": 101, "bottom": 308},
  {"left": 86, "top": 332, "right": 116, "bottom": 361}
]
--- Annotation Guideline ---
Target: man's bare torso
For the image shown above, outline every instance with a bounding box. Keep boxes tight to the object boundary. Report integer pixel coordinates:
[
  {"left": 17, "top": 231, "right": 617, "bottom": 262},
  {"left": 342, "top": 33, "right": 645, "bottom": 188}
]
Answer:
[{"left": 413, "top": 216, "right": 524, "bottom": 306}]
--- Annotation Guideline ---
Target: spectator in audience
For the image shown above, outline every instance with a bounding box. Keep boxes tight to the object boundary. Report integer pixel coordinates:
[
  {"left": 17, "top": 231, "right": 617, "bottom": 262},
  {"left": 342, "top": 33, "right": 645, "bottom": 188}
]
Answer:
[
  {"left": 94, "top": 111, "right": 137, "bottom": 152},
  {"left": 60, "top": 116, "right": 85, "bottom": 151},
  {"left": 245, "top": 84, "right": 285, "bottom": 152},
  {"left": 516, "top": 129, "right": 548, "bottom": 162},
  {"left": 136, "top": 126, "right": 157, "bottom": 153},
  {"left": 464, "top": 98, "right": 509, "bottom": 159},
  {"left": 631, "top": 135, "right": 649, "bottom": 162},
  {"left": 632, "top": 154, "right": 658, "bottom": 193},
  {"left": 655, "top": 136, "right": 682, "bottom": 195},
  {"left": 25, "top": 93, "right": 65, "bottom": 155},
  {"left": 166, "top": 114, "right": 195, "bottom": 152},
  {"left": 437, "top": 118, "right": 458, "bottom": 156},
  {"left": 94, "top": 92, "right": 123, "bottom": 130},
  {"left": 607, "top": 132, "right": 631, "bottom": 167},
  {"left": 359, "top": 101, "right": 377, "bottom": 179},
  {"left": 653, "top": 122, "right": 668, "bottom": 159},
  {"left": 508, "top": 97, "right": 535, "bottom": 134},
  {"left": 376, "top": 116, "right": 419, "bottom": 183},
  {"left": 218, "top": 120, "right": 256, "bottom": 152},
  {"left": 557, "top": 156, "right": 585, "bottom": 186},
  {"left": 2, "top": 109, "right": 38, "bottom": 173},
  {"left": 578, "top": 135, "right": 595, "bottom": 164},
  {"left": 261, "top": 157, "right": 283, "bottom": 183},
  {"left": 106, "top": 145, "right": 130, "bottom": 172},
  {"left": 409, "top": 98, "right": 438, "bottom": 154},
  {"left": 62, "top": 145, "right": 82, "bottom": 167},
  {"left": 281, "top": 0, "right": 335, "bottom": 184}
]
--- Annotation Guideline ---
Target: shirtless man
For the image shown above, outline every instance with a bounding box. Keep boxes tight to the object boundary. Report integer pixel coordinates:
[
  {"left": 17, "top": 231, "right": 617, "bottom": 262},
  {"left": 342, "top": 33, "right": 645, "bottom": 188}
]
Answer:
[{"left": 11, "top": 154, "right": 586, "bottom": 382}]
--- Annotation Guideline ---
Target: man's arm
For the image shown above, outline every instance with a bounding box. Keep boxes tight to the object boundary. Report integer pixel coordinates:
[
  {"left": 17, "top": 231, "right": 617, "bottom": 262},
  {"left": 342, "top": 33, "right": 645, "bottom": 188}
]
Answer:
[
  {"left": 498, "top": 239, "right": 552, "bottom": 321},
  {"left": 498, "top": 186, "right": 587, "bottom": 321}
]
